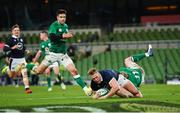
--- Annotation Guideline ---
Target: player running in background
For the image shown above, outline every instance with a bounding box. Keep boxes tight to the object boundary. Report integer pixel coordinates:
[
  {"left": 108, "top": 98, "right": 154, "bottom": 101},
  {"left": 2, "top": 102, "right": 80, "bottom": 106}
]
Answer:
[
  {"left": 3, "top": 24, "right": 32, "bottom": 94},
  {"left": 33, "top": 31, "right": 66, "bottom": 91},
  {"left": 18, "top": 9, "right": 92, "bottom": 96},
  {"left": 88, "top": 44, "right": 153, "bottom": 99}
]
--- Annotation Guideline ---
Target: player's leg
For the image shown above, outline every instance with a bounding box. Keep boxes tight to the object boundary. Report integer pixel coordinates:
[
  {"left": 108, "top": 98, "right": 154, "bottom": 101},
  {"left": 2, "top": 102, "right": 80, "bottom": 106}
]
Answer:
[
  {"left": 115, "top": 86, "right": 134, "bottom": 98},
  {"left": 7, "top": 58, "right": 16, "bottom": 78},
  {"left": 3, "top": 64, "right": 19, "bottom": 87},
  {"left": 45, "top": 67, "right": 52, "bottom": 91},
  {"left": 20, "top": 59, "right": 32, "bottom": 94},
  {"left": 125, "top": 44, "right": 153, "bottom": 68},
  {"left": 24, "top": 60, "right": 48, "bottom": 75},
  {"left": 52, "top": 64, "right": 66, "bottom": 90},
  {"left": 117, "top": 74, "right": 142, "bottom": 98},
  {"left": 33, "top": 54, "right": 55, "bottom": 75},
  {"left": 124, "top": 44, "right": 153, "bottom": 84},
  {"left": 12, "top": 58, "right": 32, "bottom": 94},
  {"left": 21, "top": 67, "right": 32, "bottom": 94},
  {"left": 60, "top": 54, "right": 92, "bottom": 96}
]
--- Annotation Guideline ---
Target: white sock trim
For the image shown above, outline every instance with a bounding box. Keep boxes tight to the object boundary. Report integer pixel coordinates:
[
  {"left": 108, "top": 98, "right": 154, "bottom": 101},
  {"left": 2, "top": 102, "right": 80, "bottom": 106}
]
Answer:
[
  {"left": 73, "top": 74, "right": 80, "bottom": 79},
  {"left": 145, "top": 53, "right": 149, "bottom": 57},
  {"left": 25, "top": 86, "right": 29, "bottom": 89},
  {"left": 83, "top": 86, "right": 88, "bottom": 91}
]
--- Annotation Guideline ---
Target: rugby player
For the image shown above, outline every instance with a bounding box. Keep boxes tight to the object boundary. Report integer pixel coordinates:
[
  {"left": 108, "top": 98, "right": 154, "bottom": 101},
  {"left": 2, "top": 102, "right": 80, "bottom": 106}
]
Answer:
[
  {"left": 32, "top": 31, "right": 66, "bottom": 91},
  {"left": 3, "top": 24, "right": 32, "bottom": 94}
]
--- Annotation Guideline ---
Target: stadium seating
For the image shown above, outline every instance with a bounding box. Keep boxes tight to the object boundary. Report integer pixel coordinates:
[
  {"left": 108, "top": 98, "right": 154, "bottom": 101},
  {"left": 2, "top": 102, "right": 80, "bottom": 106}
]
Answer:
[
  {"left": 56, "top": 48, "right": 180, "bottom": 83},
  {"left": 0, "top": 27, "right": 179, "bottom": 44}
]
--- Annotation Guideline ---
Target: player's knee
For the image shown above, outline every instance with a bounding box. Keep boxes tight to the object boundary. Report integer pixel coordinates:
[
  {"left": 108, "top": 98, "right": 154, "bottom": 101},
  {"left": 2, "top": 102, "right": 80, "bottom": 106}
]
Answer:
[
  {"left": 8, "top": 71, "right": 16, "bottom": 78},
  {"left": 35, "top": 70, "right": 41, "bottom": 75},
  {"left": 124, "top": 57, "right": 132, "bottom": 64}
]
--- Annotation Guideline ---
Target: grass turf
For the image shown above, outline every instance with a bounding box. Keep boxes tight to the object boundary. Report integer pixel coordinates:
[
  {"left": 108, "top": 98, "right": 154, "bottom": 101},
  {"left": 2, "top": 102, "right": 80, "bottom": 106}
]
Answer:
[{"left": 0, "top": 84, "right": 180, "bottom": 112}]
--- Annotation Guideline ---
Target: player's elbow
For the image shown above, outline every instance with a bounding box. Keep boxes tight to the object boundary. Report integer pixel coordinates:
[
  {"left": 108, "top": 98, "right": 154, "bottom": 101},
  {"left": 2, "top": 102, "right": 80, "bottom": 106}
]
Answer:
[{"left": 49, "top": 33, "right": 62, "bottom": 41}]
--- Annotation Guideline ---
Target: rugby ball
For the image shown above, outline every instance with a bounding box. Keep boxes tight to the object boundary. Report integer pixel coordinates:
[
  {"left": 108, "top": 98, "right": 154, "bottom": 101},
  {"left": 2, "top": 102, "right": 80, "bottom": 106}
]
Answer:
[{"left": 96, "top": 88, "right": 109, "bottom": 97}]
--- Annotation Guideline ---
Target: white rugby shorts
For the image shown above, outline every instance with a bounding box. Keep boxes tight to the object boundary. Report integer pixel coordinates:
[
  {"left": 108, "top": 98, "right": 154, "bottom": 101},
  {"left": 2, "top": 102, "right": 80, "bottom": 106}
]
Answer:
[
  {"left": 42, "top": 52, "right": 73, "bottom": 68},
  {"left": 9, "top": 58, "right": 26, "bottom": 71}
]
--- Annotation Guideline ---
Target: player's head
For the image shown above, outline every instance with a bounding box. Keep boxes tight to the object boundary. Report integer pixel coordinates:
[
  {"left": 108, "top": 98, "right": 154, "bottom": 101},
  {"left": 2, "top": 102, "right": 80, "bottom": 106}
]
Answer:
[
  {"left": 39, "top": 31, "right": 48, "bottom": 41},
  {"left": 11, "top": 24, "right": 20, "bottom": 37},
  {"left": 88, "top": 68, "right": 102, "bottom": 84},
  {"left": 56, "top": 9, "right": 67, "bottom": 24}
]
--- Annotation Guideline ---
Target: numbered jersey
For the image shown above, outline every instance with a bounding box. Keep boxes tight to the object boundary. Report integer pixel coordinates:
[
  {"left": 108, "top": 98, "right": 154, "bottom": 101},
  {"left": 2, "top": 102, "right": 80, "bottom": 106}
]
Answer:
[
  {"left": 48, "top": 21, "right": 69, "bottom": 54},
  {"left": 118, "top": 67, "right": 142, "bottom": 88},
  {"left": 40, "top": 40, "right": 51, "bottom": 56}
]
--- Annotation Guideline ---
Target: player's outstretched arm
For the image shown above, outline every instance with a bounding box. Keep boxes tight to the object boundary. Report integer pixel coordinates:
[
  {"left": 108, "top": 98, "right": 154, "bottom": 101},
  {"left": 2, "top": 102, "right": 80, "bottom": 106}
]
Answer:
[
  {"left": 33, "top": 50, "right": 42, "bottom": 63},
  {"left": 98, "top": 78, "right": 119, "bottom": 99}
]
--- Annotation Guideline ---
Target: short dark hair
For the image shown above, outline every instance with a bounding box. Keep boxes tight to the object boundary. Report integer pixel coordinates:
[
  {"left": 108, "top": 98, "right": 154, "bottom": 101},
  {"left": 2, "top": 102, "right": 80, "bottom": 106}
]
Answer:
[
  {"left": 56, "top": 9, "right": 67, "bottom": 16},
  {"left": 88, "top": 68, "right": 98, "bottom": 76},
  {"left": 40, "top": 30, "right": 48, "bottom": 36},
  {"left": 11, "top": 24, "right": 20, "bottom": 31}
]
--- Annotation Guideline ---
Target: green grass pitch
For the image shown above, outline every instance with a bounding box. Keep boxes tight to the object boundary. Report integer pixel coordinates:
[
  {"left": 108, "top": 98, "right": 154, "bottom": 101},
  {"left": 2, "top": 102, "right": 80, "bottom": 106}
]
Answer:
[{"left": 0, "top": 84, "right": 180, "bottom": 112}]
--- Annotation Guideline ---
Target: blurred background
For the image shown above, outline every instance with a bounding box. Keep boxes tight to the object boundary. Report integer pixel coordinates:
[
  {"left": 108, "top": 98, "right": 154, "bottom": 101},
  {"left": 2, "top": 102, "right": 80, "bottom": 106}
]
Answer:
[{"left": 0, "top": 0, "right": 180, "bottom": 86}]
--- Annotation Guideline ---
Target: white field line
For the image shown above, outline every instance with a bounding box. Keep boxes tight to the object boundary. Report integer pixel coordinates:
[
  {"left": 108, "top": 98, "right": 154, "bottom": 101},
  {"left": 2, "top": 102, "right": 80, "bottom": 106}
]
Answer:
[
  {"left": 0, "top": 106, "right": 106, "bottom": 113},
  {"left": 33, "top": 106, "right": 106, "bottom": 113}
]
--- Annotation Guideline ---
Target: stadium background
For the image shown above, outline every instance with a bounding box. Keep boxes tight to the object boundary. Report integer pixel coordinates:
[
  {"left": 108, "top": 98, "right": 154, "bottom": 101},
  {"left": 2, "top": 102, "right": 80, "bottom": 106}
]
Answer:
[{"left": 0, "top": 0, "right": 180, "bottom": 112}]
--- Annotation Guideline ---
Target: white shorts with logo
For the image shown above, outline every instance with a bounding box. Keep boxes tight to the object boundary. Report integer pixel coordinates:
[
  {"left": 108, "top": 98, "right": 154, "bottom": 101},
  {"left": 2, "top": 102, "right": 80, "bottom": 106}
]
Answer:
[
  {"left": 9, "top": 58, "right": 27, "bottom": 71},
  {"left": 117, "top": 74, "right": 129, "bottom": 87},
  {"left": 42, "top": 52, "right": 73, "bottom": 68}
]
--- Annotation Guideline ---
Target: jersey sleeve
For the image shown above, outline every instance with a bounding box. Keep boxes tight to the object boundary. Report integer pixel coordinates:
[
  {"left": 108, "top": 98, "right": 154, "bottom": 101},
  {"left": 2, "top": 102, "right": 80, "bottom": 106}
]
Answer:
[
  {"left": 5, "top": 37, "right": 12, "bottom": 47},
  {"left": 48, "top": 24, "right": 56, "bottom": 34},
  {"left": 65, "top": 24, "right": 69, "bottom": 33},
  {"left": 90, "top": 81, "right": 99, "bottom": 91}
]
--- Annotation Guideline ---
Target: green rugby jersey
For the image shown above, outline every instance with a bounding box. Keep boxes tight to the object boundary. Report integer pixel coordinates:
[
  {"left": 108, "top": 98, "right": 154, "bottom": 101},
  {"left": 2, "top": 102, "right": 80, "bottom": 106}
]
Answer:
[
  {"left": 48, "top": 21, "right": 69, "bottom": 53},
  {"left": 36, "top": 40, "right": 51, "bottom": 62},
  {"left": 118, "top": 67, "right": 142, "bottom": 88},
  {"left": 40, "top": 39, "right": 51, "bottom": 56}
]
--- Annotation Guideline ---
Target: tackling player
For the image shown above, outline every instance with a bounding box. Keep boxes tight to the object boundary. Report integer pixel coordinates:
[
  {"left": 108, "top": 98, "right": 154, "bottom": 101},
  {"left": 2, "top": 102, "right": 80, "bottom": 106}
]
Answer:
[
  {"left": 3, "top": 24, "right": 32, "bottom": 94},
  {"left": 88, "top": 44, "right": 153, "bottom": 99}
]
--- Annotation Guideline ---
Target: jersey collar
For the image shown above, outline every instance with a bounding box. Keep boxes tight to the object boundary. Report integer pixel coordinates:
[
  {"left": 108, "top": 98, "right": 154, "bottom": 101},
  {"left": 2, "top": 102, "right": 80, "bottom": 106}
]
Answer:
[{"left": 12, "top": 35, "right": 19, "bottom": 39}]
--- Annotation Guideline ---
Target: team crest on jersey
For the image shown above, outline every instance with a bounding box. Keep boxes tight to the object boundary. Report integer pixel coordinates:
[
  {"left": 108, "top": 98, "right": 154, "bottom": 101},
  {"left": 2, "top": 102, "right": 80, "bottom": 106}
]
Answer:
[
  {"left": 17, "top": 42, "right": 23, "bottom": 50},
  {"left": 20, "top": 39, "right": 23, "bottom": 42},
  {"left": 59, "top": 29, "right": 62, "bottom": 32}
]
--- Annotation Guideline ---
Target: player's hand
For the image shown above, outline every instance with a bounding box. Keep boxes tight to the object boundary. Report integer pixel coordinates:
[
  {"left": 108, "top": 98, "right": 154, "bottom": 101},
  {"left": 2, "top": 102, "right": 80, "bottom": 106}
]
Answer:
[
  {"left": 62, "top": 33, "right": 73, "bottom": 39},
  {"left": 98, "top": 95, "right": 108, "bottom": 100},
  {"left": 92, "top": 92, "right": 101, "bottom": 99}
]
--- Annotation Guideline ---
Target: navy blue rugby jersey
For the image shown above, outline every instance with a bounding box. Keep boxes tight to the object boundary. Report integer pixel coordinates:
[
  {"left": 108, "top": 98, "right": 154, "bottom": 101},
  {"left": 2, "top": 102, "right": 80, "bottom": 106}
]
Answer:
[
  {"left": 5, "top": 35, "right": 26, "bottom": 58},
  {"left": 90, "top": 70, "right": 119, "bottom": 91}
]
